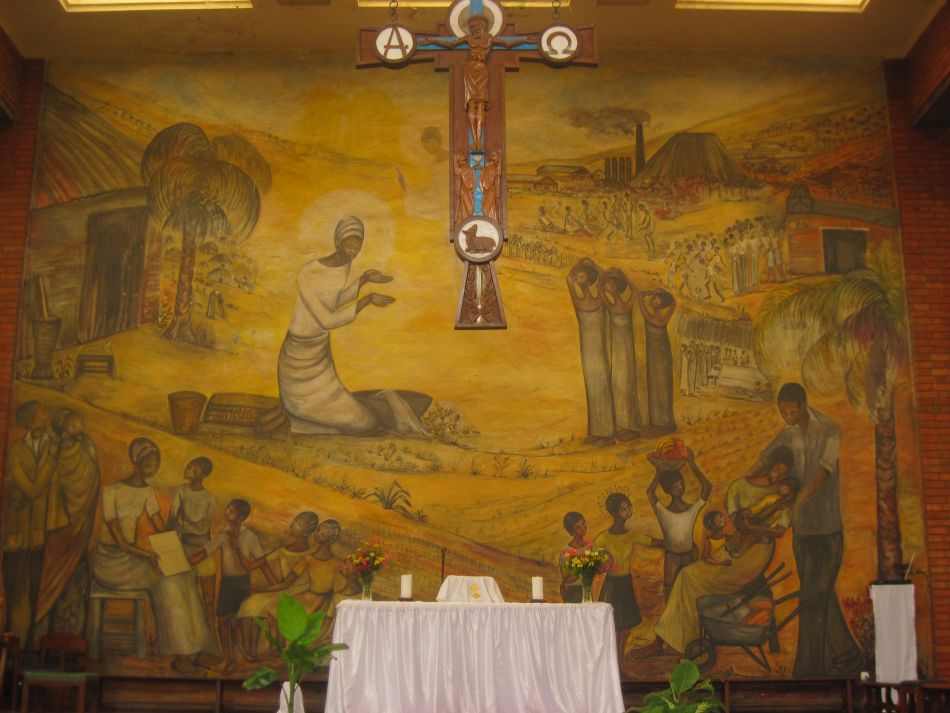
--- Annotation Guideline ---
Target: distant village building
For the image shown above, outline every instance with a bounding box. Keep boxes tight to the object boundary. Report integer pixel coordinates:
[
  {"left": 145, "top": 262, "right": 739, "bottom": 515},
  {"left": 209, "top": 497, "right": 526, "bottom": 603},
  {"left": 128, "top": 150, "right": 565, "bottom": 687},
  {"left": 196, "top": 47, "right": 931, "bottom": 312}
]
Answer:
[
  {"left": 536, "top": 164, "right": 594, "bottom": 191},
  {"left": 784, "top": 183, "right": 899, "bottom": 275},
  {"left": 506, "top": 174, "right": 559, "bottom": 194}
]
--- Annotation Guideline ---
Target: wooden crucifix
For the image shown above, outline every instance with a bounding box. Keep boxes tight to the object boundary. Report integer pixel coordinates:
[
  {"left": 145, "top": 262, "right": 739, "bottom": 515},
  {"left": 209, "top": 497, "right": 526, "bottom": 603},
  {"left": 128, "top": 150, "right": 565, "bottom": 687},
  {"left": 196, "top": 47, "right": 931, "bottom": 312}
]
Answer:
[{"left": 358, "top": 0, "right": 596, "bottom": 329}]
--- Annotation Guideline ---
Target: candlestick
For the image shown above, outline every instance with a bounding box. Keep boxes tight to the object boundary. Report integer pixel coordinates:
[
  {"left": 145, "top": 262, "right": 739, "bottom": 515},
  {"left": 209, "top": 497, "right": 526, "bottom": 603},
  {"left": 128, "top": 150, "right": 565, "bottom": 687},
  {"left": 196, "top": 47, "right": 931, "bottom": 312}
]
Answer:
[
  {"left": 400, "top": 574, "right": 413, "bottom": 601},
  {"left": 531, "top": 576, "right": 543, "bottom": 602}
]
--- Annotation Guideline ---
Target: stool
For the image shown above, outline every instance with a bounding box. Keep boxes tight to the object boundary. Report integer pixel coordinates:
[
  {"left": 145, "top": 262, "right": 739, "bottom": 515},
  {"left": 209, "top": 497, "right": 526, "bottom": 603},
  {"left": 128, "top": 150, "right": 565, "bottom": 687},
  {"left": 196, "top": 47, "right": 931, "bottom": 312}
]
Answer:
[
  {"left": 85, "top": 584, "right": 148, "bottom": 659},
  {"left": 75, "top": 354, "right": 115, "bottom": 379}
]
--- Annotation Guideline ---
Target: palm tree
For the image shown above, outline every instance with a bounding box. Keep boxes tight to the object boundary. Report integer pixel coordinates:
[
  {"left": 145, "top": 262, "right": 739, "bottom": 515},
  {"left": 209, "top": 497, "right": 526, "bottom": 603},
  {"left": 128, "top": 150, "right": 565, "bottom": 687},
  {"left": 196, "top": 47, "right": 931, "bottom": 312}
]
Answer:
[
  {"left": 141, "top": 123, "right": 271, "bottom": 342},
  {"left": 753, "top": 245, "right": 908, "bottom": 581}
]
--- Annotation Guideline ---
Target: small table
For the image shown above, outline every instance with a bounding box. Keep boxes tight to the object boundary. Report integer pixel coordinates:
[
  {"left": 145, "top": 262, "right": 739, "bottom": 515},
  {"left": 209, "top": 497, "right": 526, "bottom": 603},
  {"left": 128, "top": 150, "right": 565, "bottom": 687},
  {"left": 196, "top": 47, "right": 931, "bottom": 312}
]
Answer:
[{"left": 325, "top": 600, "right": 624, "bottom": 713}]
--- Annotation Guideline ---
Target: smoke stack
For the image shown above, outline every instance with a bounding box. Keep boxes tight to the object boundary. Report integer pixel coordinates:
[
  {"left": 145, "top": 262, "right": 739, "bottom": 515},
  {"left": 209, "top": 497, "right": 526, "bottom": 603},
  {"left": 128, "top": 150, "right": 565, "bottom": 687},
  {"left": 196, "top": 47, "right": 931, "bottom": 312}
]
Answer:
[{"left": 635, "top": 123, "right": 645, "bottom": 174}]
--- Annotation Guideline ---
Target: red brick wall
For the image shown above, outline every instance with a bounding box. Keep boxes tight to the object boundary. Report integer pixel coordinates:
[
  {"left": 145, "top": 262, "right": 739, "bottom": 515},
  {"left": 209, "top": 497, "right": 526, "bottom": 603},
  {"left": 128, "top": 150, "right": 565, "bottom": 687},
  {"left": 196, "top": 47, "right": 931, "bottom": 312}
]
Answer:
[
  {"left": 902, "top": 1, "right": 950, "bottom": 120},
  {"left": 0, "top": 26, "right": 22, "bottom": 120},
  {"left": 0, "top": 34, "right": 44, "bottom": 618},
  {"left": 886, "top": 57, "right": 950, "bottom": 676}
]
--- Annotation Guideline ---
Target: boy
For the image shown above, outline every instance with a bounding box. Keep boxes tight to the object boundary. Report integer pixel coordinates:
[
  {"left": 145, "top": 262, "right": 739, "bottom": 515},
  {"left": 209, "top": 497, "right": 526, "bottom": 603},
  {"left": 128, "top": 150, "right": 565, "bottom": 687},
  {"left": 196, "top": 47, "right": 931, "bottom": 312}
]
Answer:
[
  {"left": 191, "top": 499, "right": 275, "bottom": 674},
  {"left": 646, "top": 448, "right": 712, "bottom": 601},
  {"left": 168, "top": 457, "right": 216, "bottom": 630}
]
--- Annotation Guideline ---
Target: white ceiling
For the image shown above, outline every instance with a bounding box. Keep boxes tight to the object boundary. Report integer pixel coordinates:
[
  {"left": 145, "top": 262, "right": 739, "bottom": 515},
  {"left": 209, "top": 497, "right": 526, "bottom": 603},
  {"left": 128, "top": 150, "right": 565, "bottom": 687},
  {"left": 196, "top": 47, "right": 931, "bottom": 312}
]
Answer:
[{"left": 0, "top": 0, "right": 943, "bottom": 59}]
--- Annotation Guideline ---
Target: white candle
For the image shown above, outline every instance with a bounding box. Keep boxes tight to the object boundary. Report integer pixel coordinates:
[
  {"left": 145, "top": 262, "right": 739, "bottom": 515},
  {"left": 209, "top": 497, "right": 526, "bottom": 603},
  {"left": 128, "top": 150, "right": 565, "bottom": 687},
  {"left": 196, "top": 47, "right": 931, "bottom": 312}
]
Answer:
[
  {"left": 531, "top": 576, "right": 544, "bottom": 601},
  {"left": 400, "top": 574, "right": 413, "bottom": 599}
]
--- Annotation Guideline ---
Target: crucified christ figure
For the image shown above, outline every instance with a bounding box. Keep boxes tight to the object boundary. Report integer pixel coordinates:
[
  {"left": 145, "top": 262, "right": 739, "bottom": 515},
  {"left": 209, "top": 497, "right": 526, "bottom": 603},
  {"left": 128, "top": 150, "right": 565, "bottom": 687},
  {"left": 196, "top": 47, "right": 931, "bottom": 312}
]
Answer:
[{"left": 431, "top": 14, "right": 523, "bottom": 152}]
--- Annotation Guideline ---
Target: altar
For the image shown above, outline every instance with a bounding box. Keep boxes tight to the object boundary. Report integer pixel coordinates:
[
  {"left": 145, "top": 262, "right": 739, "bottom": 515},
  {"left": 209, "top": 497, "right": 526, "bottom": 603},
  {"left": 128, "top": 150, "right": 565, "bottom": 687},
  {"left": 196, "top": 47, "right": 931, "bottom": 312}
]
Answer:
[{"left": 324, "top": 600, "right": 625, "bottom": 713}]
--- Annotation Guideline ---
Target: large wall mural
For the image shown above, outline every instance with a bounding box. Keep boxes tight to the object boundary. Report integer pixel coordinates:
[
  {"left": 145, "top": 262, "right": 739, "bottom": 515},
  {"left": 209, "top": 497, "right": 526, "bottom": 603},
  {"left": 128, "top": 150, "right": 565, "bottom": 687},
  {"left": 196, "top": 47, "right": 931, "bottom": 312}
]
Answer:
[{"left": 2, "top": 49, "right": 931, "bottom": 681}]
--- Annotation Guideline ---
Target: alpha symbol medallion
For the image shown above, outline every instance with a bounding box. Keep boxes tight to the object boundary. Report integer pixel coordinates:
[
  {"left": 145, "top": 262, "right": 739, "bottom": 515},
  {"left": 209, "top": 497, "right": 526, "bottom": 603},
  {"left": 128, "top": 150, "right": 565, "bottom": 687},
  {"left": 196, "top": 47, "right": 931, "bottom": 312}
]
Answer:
[{"left": 375, "top": 25, "right": 416, "bottom": 64}]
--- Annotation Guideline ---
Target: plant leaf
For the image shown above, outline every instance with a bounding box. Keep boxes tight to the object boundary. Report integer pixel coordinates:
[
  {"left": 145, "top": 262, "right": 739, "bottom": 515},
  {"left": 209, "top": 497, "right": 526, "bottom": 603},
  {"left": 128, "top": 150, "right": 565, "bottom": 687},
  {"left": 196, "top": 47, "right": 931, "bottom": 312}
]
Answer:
[
  {"left": 277, "top": 592, "right": 309, "bottom": 642},
  {"left": 670, "top": 660, "right": 700, "bottom": 698},
  {"left": 299, "top": 610, "right": 326, "bottom": 646},
  {"left": 253, "top": 616, "right": 282, "bottom": 653},
  {"left": 242, "top": 667, "right": 276, "bottom": 691}
]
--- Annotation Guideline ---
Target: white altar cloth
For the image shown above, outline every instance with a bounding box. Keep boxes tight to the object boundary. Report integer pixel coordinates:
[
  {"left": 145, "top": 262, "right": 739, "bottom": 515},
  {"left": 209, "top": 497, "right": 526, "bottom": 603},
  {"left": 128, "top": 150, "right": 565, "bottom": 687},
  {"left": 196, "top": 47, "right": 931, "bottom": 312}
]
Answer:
[
  {"left": 325, "top": 600, "right": 624, "bottom": 713},
  {"left": 436, "top": 575, "right": 505, "bottom": 603}
]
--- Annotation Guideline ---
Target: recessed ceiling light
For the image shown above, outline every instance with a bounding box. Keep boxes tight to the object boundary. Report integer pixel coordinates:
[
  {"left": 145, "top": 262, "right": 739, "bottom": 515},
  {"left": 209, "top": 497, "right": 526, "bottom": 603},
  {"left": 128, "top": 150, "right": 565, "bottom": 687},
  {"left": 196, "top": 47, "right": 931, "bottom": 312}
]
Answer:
[
  {"left": 59, "top": 0, "right": 252, "bottom": 11},
  {"left": 356, "top": 0, "right": 570, "bottom": 7},
  {"left": 675, "top": 0, "right": 868, "bottom": 11}
]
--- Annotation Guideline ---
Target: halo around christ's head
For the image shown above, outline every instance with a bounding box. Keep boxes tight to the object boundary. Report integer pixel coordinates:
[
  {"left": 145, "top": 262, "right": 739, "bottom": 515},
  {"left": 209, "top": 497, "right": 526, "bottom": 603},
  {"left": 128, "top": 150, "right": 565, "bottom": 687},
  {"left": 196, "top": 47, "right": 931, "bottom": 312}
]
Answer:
[{"left": 448, "top": 0, "right": 505, "bottom": 39}]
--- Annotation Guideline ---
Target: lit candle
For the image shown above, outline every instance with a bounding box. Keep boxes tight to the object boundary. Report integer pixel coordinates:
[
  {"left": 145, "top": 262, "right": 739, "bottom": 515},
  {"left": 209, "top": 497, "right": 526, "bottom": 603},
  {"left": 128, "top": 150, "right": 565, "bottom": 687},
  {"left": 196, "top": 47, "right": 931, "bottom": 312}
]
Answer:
[
  {"left": 400, "top": 574, "right": 413, "bottom": 600},
  {"left": 531, "top": 576, "right": 543, "bottom": 601}
]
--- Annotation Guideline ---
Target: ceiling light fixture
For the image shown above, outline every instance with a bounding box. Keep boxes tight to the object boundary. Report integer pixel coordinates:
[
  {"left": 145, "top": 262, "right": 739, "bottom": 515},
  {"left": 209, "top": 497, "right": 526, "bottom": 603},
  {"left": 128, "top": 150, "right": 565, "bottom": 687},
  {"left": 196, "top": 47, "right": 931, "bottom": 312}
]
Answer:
[
  {"left": 675, "top": 0, "right": 868, "bottom": 11},
  {"left": 59, "top": 0, "right": 252, "bottom": 11},
  {"left": 356, "top": 0, "right": 570, "bottom": 8}
]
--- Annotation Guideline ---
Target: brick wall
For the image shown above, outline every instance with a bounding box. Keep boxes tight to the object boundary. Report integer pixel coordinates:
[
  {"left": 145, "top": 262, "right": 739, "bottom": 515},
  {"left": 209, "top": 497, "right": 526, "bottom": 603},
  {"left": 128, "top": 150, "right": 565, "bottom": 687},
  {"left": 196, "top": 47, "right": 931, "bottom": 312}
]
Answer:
[
  {"left": 0, "top": 26, "right": 22, "bottom": 121},
  {"left": 902, "top": 1, "right": 950, "bottom": 121},
  {"left": 886, "top": 58, "right": 950, "bottom": 675},
  {"left": 0, "top": 31, "right": 44, "bottom": 618}
]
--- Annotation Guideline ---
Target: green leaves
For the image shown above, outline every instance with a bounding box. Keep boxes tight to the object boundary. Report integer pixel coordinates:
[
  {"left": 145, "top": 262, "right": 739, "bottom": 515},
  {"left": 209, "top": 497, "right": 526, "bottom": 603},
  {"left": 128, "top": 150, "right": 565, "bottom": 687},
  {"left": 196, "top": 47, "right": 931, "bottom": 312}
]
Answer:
[
  {"left": 243, "top": 593, "right": 349, "bottom": 700},
  {"left": 627, "top": 660, "right": 723, "bottom": 713},
  {"left": 242, "top": 667, "right": 277, "bottom": 691},
  {"left": 277, "top": 593, "right": 309, "bottom": 642},
  {"left": 670, "top": 660, "right": 700, "bottom": 699}
]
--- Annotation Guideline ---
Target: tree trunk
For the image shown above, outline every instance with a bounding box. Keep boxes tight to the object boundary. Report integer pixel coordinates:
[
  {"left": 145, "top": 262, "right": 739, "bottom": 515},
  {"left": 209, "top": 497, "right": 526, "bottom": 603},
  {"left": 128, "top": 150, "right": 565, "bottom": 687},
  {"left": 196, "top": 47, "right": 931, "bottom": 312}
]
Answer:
[
  {"left": 163, "top": 228, "right": 197, "bottom": 343},
  {"left": 874, "top": 396, "right": 903, "bottom": 581}
]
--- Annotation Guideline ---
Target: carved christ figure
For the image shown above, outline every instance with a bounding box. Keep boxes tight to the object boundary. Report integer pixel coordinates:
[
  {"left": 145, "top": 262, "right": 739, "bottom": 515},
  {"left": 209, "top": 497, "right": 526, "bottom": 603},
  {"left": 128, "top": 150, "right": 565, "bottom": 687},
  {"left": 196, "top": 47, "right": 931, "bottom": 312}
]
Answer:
[{"left": 431, "top": 14, "right": 523, "bottom": 152}]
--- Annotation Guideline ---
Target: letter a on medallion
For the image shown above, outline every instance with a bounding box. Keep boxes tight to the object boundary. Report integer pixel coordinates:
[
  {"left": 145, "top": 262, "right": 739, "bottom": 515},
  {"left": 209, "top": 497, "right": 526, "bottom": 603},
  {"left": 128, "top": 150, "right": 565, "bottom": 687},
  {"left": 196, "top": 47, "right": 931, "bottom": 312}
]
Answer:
[{"left": 375, "top": 25, "right": 416, "bottom": 64}]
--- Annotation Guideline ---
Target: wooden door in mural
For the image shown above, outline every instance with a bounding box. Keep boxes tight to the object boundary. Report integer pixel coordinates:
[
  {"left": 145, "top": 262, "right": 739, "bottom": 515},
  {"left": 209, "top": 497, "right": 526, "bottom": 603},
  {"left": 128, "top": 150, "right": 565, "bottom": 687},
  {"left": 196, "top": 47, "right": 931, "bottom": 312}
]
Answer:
[
  {"left": 822, "top": 228, "right": 867, "bottom": 274},
  {"left": 78, "top": 207, "right": 148, "bottom": 343}
]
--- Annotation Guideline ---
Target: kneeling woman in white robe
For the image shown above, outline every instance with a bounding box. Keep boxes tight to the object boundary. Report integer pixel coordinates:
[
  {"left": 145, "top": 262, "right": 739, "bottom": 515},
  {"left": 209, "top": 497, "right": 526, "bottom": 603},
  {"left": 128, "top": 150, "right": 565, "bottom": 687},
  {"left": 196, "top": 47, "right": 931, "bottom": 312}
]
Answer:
[{"left": 278, "top": 215, "right": 428, "bottom": 436}]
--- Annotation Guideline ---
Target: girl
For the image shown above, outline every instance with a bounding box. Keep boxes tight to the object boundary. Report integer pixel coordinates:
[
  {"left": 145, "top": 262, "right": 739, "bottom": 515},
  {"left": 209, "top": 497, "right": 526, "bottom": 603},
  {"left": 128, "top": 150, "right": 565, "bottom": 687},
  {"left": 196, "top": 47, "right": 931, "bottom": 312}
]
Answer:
[
  {"left": 558, "top": 511, "right": 589, "bottom": 603},
  {"left": 594, "top": 493, "right": 662, "bottom": 667}
]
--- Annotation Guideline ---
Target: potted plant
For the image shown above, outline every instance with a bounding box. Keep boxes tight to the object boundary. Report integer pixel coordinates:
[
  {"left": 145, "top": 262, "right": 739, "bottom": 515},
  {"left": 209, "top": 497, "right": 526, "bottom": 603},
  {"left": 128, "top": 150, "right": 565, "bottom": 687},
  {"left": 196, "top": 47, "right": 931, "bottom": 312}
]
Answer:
[
  {"left": 243, "top": 592, "right": 348, "bottom": 713},
  {"left": 628, "top": 659, "right": 723, "bottom": 713}
]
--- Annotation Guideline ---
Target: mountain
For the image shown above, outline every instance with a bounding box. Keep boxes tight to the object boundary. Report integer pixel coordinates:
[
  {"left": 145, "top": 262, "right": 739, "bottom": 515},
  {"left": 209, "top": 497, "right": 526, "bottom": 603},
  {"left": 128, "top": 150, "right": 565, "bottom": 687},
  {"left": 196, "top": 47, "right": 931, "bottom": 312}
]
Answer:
[{"left": 632, "top": 131, "right": 754, "bottom": 186}]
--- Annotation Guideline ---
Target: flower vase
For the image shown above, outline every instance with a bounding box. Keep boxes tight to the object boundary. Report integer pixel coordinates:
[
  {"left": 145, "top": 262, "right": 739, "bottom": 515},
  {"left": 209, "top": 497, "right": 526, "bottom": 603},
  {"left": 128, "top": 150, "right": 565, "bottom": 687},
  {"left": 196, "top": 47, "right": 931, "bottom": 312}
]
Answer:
[
  {"left": 360, "top": 571, "right": 374, "bottom": 600},
  {"left": 581, "top": 573, "right": 594, "bottom": 603}
]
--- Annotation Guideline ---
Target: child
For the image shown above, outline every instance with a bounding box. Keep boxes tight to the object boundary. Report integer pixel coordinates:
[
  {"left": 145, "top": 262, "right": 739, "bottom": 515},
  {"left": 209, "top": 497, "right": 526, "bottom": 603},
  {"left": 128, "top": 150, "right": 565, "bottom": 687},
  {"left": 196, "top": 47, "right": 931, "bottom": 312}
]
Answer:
[
  {"left": 558, "top": 511, "right": 589, "bottom": 603},
  {"left": 699, "top": 510, "right": 731, "bottom": 567},
  {"left": 191, "top": 499, "right": 275, "bottom": 674},
  {"left": 594, "top": 493, "right": 663, "bottom": 669},
  {"left": 646, "top": 448, "right": 712, "bottom": 601},
  {"left": 168, "top": 456, "right": 216, "bottom": 630},
  {"left": 726, "top": 475, "right": 800, "bottom": 557}
]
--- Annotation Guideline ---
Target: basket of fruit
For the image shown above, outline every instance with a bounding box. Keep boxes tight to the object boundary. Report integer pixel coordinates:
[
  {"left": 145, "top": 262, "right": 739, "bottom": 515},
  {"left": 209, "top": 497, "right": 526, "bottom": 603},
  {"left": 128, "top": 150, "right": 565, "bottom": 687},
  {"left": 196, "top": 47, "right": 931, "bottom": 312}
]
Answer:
[{"left": 648, "top": 437, "right": 689, "bottom": 471}]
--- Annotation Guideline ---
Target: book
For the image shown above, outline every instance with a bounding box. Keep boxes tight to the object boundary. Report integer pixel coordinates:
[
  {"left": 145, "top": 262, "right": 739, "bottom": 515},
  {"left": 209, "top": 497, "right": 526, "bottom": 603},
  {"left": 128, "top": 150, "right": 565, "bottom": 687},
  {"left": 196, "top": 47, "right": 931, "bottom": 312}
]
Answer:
[{"left": 148, "top": 531, "right": 191, "bottom": 577}]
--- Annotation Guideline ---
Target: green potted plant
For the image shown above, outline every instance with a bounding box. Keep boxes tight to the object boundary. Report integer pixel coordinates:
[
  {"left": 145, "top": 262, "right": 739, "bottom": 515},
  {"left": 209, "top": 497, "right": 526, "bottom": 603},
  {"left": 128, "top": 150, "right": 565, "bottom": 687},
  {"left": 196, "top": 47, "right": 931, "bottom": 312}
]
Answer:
[
  {"left": 243, "top": 592, "right": 348, "bottom": 713},
  {"left": 628, "top": 659, "right": 723, "bottom": 713}
]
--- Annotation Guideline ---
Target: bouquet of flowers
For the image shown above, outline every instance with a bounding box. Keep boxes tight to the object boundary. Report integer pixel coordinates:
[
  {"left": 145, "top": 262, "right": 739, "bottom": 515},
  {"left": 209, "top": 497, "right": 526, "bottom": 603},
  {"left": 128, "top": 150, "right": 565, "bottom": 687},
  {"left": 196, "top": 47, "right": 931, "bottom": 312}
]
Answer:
[
  {"left": 346, "top": 538, "right": 386, "bottom": 599},
  {"left": 347, "top": 538, "right": 387, "bottom": 573},
  {"left": 561, "top": 545, "right": 612, "bottom": 579}
]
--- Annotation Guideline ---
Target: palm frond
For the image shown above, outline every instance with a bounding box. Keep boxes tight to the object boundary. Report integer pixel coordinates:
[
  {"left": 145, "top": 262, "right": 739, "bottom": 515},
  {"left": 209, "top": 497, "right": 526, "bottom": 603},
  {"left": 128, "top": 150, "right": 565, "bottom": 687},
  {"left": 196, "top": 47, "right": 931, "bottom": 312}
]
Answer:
[
  {"left": 212, "top": 134, "right": 272, "bottom": 193},
  {"left": 141, "top": 123, "right": 211, "bottom": 183}
]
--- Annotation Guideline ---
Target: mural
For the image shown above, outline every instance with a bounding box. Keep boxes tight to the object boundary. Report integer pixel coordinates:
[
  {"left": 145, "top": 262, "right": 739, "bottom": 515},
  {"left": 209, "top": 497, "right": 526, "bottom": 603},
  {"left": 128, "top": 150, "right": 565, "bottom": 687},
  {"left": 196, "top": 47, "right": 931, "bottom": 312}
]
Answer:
[{"left": 2, "top": 49, "right": 931, "bottom": 681}]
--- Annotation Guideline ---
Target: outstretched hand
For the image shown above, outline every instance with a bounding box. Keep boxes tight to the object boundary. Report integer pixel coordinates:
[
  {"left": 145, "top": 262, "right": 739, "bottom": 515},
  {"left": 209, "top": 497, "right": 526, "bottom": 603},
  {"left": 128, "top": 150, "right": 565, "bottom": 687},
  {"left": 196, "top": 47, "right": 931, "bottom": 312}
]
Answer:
[
  {"left": 369, "top": 293, "right": 395, "bottom": 307},
  {"left": 361, "top": 269, "right": 393, "bottom": 285}
]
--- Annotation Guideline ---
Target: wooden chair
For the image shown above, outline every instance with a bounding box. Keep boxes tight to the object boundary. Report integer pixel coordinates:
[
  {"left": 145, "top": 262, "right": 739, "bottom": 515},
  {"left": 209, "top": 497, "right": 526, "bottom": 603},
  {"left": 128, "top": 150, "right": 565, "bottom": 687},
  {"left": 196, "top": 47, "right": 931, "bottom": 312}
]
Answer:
[
  {"left": 20, "top": 633, "right": 99, "bottom": 713},
  {"left": 0, "top": 633, "right": 22, "bottom": 712}
]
